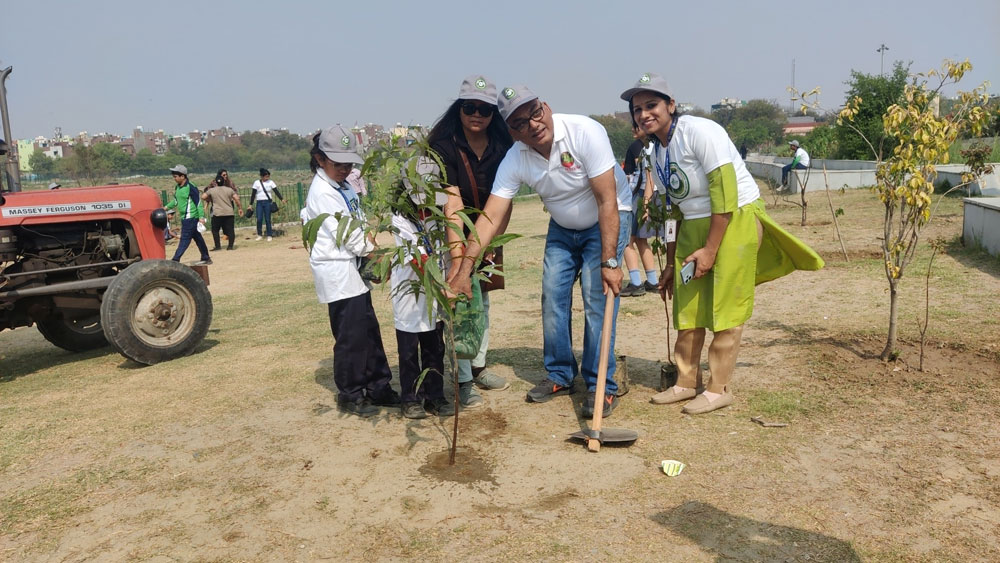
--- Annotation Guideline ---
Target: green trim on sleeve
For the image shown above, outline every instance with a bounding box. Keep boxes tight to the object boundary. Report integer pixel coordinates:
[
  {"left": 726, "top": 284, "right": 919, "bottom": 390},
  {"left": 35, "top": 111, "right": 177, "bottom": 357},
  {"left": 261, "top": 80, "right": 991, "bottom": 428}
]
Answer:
[{"left": 707, "top": 163, "right": 738, "bottom": 214}]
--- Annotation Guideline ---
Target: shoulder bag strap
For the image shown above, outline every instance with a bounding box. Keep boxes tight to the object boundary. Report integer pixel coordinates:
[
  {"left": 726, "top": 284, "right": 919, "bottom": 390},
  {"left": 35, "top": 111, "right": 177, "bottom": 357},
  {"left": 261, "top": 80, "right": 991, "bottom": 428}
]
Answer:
[{"left": 456, "top": 146, "right": 481, "bottom": 209}]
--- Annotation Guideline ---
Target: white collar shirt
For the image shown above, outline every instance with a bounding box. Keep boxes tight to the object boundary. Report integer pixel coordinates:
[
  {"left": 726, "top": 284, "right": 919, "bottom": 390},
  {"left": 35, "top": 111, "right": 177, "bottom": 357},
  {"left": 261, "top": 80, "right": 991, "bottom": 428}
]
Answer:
[{"left": 492, "top": 113, "right": 630, "bottom": 230}]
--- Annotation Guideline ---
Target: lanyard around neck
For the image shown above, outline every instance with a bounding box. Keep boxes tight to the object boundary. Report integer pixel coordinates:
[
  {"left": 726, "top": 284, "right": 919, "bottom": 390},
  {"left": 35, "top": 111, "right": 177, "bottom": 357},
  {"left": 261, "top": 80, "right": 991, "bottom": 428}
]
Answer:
[{"left": 654, "top": 118, "right": 677, "bottom": 192}]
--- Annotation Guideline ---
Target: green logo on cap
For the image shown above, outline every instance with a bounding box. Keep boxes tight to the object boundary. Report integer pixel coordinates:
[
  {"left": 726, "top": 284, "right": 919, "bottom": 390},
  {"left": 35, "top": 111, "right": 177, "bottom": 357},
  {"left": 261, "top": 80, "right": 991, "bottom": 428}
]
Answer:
[
  {"left": 340, "top": 135, "right": 351, "bottom": 147},
  {"left": 475, "top": 78, "right": 487, "bottom": 89},
  {"left": 502, "top": 88, "right": 516, "bottom": 100},
  {"left": 640, "top": 73, "right": 651, "bottom": 83}
]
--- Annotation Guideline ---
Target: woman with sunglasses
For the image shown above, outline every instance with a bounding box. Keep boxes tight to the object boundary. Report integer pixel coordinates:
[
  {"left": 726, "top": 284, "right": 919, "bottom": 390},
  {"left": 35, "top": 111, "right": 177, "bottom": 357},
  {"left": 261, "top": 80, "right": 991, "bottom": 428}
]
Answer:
[
  {"left": 621, "top": 73, "right": 823, "bottom": 415},
  {"left": 427, "top": 75, "right": 514, "bottom": 408}
]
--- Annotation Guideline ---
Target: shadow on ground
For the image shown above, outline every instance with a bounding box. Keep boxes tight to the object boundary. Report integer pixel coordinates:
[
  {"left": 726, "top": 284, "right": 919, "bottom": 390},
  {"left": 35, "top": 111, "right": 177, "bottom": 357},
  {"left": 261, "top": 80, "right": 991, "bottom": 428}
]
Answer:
[{"left": 653, "top": 501, "right": 861, "bottom": 562}]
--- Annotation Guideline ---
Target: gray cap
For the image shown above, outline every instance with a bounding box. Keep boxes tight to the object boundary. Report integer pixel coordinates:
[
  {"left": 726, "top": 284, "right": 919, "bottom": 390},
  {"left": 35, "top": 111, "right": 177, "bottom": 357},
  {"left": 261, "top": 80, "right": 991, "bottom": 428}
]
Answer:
[
  {"left": 789, "top": 140, "right": 800, "bottom": 147},
  {"left": 169, "top": 164, "right": 188, "bottom": 176},
  {"left": 620, "top": 72, "right": 673, "bottom": 102},
  {"left": 458, "top": 75, "right": 497, "bottom": 104},
  {"left": 48, "top": 182, "right": 61, "bottom": 189},
  {"left": 318, "top": 125, "right": 363, "bottom": 165},
  {"left": 497, "top": 85, "right": 538, "bottom": 121}
]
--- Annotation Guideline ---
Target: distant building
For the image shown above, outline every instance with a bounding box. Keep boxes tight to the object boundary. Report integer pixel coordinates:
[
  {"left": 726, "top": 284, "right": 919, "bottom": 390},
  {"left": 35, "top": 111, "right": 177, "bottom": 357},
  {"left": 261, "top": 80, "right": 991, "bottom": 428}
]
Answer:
[
  {"left": 783, "top": 115, "right": 820, "bottom": 136},
  {"left": 711, "top": 98, "right": 747, "bottom": 112}
]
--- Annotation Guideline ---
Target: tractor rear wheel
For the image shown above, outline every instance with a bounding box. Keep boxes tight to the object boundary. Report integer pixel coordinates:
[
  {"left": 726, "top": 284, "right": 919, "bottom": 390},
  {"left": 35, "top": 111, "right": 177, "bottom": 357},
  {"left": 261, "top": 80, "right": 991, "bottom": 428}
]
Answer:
[
  {"left": 36, "top": 314, "right": 108, "bottom": 352},
  {"left": 100, "top": 260, "right": 212, "bottom": 365}
]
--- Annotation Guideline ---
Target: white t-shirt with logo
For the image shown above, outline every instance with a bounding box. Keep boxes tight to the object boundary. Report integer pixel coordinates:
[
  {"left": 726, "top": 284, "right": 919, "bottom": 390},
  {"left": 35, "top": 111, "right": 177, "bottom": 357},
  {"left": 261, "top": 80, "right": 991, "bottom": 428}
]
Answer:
[
  {"left": 492, "top": 113, "right": 631, "bottom": 230},
  {"left": 651, "top": 115, "right": 759, "bottom": 220}
]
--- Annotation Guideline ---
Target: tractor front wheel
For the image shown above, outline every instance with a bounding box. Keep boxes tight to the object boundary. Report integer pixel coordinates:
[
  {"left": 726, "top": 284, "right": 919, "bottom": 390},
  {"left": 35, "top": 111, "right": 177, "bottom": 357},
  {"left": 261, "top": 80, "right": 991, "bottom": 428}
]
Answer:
[{"left": 100, "top": 260, "right": 213, "bottom": 365}]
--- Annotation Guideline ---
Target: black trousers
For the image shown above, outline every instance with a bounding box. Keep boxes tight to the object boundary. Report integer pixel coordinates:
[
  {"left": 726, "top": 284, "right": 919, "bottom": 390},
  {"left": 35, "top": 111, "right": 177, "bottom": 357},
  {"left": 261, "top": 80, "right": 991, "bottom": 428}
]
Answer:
[
  {"left": 211, "top": 215, "right": 236, "bottom": 249},
  {"left": 327, "top": 292, "right": 393, "bottom": 401},
  {"left": 395, "top": 323, "right": 445, "bottom": 403}
]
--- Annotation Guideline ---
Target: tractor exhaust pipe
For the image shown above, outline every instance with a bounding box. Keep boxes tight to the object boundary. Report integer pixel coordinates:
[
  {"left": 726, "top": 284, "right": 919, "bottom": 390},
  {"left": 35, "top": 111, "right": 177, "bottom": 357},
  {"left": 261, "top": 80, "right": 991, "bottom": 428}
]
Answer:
[{"left": 0, "top": 66, "right": 22, "bottom": 193}]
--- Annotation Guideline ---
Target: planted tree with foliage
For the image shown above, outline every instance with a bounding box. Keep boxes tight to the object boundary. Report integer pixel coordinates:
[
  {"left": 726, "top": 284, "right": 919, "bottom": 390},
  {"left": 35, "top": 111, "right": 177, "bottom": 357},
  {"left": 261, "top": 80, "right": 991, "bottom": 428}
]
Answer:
[
  {"left": 304, "top": 135, "right": 516, "bottom": 464},
  {"left": 837, "top": 59, "right": 993, "bottom": 361}
]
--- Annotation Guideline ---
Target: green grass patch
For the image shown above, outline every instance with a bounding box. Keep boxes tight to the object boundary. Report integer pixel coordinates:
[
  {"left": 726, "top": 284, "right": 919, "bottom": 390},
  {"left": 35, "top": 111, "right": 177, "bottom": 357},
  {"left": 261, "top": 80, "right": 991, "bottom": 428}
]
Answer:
[{"left": 744, "top": 389, "right": 822, "bottom": 421}]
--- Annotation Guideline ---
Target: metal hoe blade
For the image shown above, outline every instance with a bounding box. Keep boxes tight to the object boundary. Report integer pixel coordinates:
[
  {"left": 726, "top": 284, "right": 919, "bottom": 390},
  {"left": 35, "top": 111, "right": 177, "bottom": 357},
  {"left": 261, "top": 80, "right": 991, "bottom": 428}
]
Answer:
[{"left": 569, "top": 428, "right": 639, "bottom": 444}]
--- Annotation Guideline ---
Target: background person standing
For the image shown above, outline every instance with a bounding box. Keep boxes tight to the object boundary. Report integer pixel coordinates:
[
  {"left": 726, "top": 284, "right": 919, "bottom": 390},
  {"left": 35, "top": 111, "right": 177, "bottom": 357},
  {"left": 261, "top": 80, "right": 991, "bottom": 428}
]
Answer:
[
  {"left": 203, "top": 172, "right": 241, "bottom": 251},
  {"left": 164, "top": 164, "right": 211, "bottom": 265},
  {"left": 248, "top": 168, "right": 284, "bottom": 241}
]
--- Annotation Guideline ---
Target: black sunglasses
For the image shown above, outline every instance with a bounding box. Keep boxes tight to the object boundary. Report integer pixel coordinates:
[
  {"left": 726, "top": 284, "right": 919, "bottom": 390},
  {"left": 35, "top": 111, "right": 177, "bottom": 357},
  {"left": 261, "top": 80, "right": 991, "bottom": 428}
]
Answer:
[{"left": 461, "top": 102, "right": 495, "bottom": 117}]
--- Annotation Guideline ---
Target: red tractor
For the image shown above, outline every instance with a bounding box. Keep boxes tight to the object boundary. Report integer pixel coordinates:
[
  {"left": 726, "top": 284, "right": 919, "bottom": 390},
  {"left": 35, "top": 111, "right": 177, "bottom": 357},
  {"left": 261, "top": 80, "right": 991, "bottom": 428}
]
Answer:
[{"left": 0, "top": 66, "right": 212, "bottom": 365}]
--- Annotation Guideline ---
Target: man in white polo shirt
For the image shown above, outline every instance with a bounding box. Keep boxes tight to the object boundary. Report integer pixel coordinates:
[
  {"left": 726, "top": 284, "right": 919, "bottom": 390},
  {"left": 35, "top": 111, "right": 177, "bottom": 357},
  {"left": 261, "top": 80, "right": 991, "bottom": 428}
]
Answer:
[{"left": 447, "top": 85, "right": 632, "bottom": 419}]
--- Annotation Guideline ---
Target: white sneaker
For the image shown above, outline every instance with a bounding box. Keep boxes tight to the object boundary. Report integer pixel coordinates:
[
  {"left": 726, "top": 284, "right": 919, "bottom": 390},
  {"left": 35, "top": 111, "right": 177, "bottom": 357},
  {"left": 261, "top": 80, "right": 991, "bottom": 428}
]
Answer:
[
  {"left": 266, "top": 236, "right": 272, "bottom": 242},
  {"left": 255, "top": 236, "right": 262, "bottom": 241}
]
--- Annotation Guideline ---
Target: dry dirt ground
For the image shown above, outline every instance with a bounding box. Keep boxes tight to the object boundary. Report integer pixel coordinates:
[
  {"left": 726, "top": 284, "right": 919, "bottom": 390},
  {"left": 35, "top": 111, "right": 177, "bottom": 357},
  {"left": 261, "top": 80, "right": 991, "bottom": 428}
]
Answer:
[{"left": 2, "top": 188, "right": 999, "bottom": 562}]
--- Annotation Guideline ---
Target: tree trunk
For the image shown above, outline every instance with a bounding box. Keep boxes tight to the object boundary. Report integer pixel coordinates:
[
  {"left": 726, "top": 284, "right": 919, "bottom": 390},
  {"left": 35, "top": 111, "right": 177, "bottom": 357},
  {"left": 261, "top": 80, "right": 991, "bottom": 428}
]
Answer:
[
  {"left": 444, "top": 316, "right": 460, "bottom": 465},
  {"left": 881, "top": 281, "right": 899, "bottom": 361},
  {"left": 800, "top": 184, "right": 808, "bottom": 226}
]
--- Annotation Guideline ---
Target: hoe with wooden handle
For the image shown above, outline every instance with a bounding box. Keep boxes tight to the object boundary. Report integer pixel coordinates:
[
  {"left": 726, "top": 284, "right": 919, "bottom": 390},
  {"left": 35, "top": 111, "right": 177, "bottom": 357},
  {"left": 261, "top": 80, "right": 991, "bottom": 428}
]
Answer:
[{"left": 569, "top": 292, "right": 639, "bottom": 451}]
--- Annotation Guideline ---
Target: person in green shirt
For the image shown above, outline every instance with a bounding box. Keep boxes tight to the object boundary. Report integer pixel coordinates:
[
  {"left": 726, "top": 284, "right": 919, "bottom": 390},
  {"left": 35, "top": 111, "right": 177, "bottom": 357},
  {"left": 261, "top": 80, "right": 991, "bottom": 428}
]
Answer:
[{"left": 165, "top": 164, "right": 211, "bottom": 265}]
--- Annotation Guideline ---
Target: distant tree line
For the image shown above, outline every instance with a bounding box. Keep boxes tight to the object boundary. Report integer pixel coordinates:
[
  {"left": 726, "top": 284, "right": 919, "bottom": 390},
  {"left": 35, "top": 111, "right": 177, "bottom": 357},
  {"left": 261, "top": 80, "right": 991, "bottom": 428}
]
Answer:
[{"left": 26, "top": 130, "right": 312, "bottom": 184}]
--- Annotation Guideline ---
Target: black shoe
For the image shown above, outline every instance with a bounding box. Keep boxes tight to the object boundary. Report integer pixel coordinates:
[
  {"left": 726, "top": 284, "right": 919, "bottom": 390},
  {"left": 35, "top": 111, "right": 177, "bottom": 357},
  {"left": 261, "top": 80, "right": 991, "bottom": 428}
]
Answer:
[
  {"left": 526, "top": 378, "right": 573, "bottom": 403},
  {"left": 424, "top": 398, "right": 456, "bottom": 417},
  {"left": 193, "top": 258, "right": 213, "bottom": 266},
  {"left": 369, "top": 387, "right": 401, "bottom": 407},
  {"left": 401, "top": 401, "right": 428, "bottom": 419},
  {"left": 582, "top": 393, "right": 618, "bottom": 418},
  {"left": 337, "top": 395, "right": 379, "bottom": 418},
  {"left": 226, "top": 246, "right": 234, "bottom": 251},
  {"left": 621, "top": 282, "right": 645, "bottom": 297},
  {"left": 642, "top": 281, "right": 659, "bottom": 293}
]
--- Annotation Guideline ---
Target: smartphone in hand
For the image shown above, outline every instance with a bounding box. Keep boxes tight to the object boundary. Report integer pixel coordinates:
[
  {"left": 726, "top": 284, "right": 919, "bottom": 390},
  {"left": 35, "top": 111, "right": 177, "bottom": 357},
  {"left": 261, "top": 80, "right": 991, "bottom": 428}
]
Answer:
[{"left": 680, "top": 261, "right": 696, "bottom": 284}]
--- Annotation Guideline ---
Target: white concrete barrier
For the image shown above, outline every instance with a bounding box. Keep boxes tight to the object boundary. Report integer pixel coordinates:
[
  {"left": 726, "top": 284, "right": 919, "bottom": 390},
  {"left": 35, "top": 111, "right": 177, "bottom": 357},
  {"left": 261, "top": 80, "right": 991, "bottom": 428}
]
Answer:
[
  {"left": 746, "top": 157, "right": 999, "bottom": 196},
  {"left": 963, "top": 198, "right": 1000, "bottom": 257}
]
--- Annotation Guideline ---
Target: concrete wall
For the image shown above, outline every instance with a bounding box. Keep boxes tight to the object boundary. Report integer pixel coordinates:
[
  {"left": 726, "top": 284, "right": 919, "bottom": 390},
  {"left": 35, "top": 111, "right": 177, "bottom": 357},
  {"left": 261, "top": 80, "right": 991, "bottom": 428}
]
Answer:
[
  {"left": 745, "top": 157, "right": 1000, "bottom": 196},
  {"left": 745, "top": 157, "right": 876, "bottom": 194},
  {"left": 963, "top": 198, "right": 1000, "bottom": 257}
]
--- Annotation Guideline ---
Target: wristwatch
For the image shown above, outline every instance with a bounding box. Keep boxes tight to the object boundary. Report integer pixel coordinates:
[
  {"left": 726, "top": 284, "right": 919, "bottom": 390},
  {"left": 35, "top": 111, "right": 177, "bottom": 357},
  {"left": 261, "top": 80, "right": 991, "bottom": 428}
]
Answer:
[{"left": 600, "top": 258, "right": 619, "bottom": 269}]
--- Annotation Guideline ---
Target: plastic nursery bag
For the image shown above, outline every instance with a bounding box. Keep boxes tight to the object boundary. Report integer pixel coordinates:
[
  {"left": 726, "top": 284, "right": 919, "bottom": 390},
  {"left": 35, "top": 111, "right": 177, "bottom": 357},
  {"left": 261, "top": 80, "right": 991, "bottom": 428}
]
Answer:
[{"left": 453, "top": 281, "right": 486, "bottom": 359}]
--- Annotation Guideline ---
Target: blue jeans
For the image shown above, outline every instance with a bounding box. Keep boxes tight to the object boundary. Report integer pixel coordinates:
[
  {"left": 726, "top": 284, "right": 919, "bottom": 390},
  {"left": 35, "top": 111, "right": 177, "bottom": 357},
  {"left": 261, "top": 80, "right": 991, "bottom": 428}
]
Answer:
[
  {"left": 781, "top": 163, "right": 807, "bottom": 185},
  {"left": 541, "top": 211, "right": 631, "bottom": 393},
  {"left": 171, "top": 218, "right": 210, "bottom": 262},
  {"left": 256, "top": 200, "right": 273, "bottom": 236}
]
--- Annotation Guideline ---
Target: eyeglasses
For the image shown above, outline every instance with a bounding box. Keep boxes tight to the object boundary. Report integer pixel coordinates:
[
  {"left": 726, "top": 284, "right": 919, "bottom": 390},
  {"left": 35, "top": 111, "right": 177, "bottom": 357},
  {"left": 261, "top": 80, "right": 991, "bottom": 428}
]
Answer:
[
  {"left": 461, "top": 102, "right": 494, "bottom": 117},
  {"left": 331, "top": 162, "right": 354, "bottom": 170},
  {"left": 507, "top": 103, "right": 545, "bottom": 132}
]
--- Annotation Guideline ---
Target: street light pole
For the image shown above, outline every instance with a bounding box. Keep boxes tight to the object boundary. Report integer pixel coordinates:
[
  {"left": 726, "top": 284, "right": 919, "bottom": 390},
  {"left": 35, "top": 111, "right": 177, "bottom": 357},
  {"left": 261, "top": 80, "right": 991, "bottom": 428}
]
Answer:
[{"left": 877, "top": 43, "right": 889, "bottom": 76}]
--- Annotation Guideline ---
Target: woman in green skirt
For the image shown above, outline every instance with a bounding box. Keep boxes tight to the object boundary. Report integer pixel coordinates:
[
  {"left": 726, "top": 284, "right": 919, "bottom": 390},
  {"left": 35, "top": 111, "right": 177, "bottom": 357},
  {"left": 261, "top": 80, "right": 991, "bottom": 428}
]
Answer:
[{"left": 620, "top": 73, "right": 824, "bottom": 414}]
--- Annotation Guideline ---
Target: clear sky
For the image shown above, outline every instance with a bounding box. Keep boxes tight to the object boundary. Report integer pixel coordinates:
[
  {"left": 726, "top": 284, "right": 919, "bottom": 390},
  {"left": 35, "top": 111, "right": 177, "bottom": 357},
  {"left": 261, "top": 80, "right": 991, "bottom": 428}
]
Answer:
[{"left": 2, "top": 0, "right": 998, "bottom": 140}]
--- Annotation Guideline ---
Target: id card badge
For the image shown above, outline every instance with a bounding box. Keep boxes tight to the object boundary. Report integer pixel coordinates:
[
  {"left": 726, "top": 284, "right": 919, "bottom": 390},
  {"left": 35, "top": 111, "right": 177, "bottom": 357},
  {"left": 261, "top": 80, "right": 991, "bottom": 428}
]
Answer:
[{"left": 665, "top": 220, "right": 677, "bottom": 243}]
